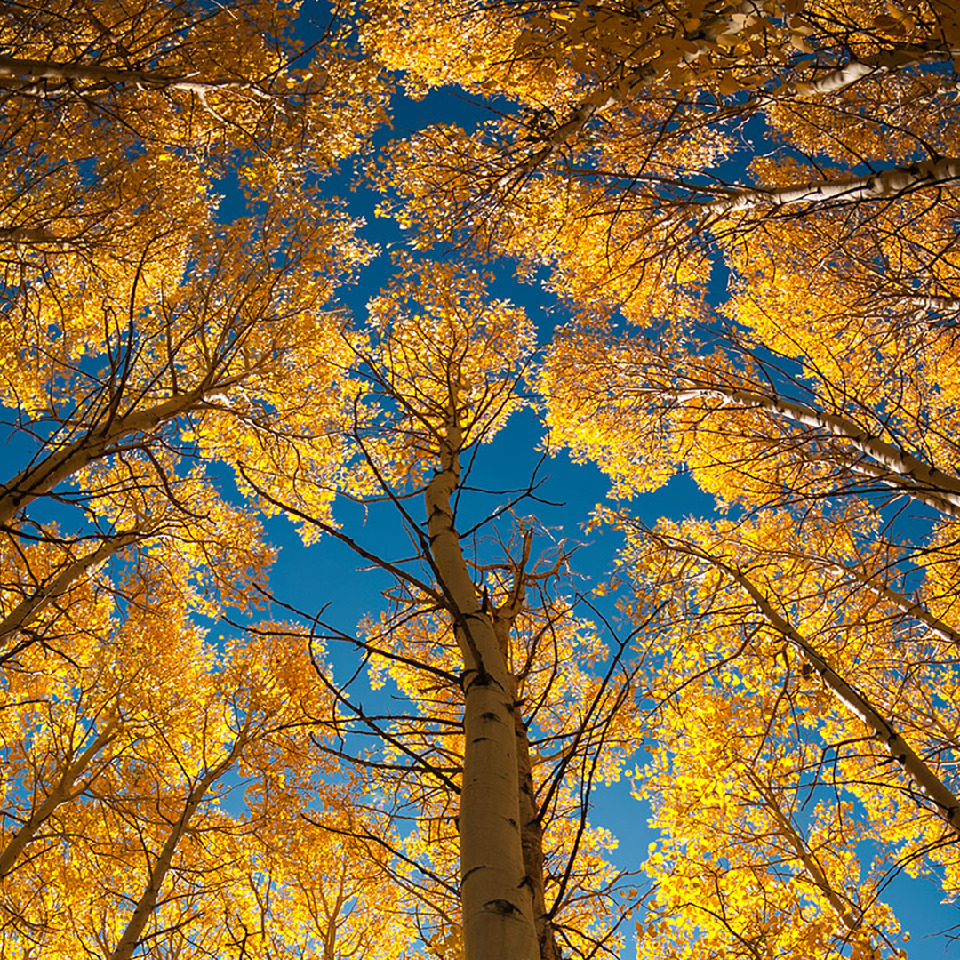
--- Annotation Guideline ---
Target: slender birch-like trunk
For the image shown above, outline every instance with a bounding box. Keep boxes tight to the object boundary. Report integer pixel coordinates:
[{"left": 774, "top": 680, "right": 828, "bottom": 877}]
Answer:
[
  {"left": 749, "top": 45, "right": 960, "bottom": 111},
  {"left": 496, "top": 0, "right": 767, "bottom": 190},
  {"left": 699, "top": 158, "right": 960, "bottom": 215},
  {"left": 821, "top": 556, "right": 960, "bottom": 651},
  {"left": 515, "top": 712, "right": 559, "bottom": 960},
  {"left": 0, "top": 720, "right": 119, "bottom": 880},
  {"left": 108, "top": 743, "right": 242, "bottom": 960},
  {"left": 493, "top": 587, "right": 559, "bottom": 960},
  {"left": 424, "top": 421, "right": 538, "bottom": 960},
  {"left": 0, "top": 382, "right": 241, "bottom": 527},
  {"left": 0, "top": 531, "right": 140, "bottom": 654},
  {"left": 654, "top": 382, "right": 960, "bottom": 518},
  {"left": 0, "top": 56, "right": 262, "bottom": 96},
  {"left": 713, "top": 558, "right": 960, "bottom": 836}
]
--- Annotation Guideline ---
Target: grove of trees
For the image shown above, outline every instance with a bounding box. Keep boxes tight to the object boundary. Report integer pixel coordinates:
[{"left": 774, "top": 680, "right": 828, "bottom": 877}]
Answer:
[{"left": 1, "top": 0, "right": 959, "bottom": 958}]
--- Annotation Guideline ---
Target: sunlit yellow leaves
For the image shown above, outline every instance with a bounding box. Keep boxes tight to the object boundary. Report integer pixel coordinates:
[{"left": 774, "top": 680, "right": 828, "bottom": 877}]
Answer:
[
  {"left": 7, "top": 0, "right": 960, "bottom": 954},
  {"left": 0, "top": 599, "right": 355, "bottom": 958},
  {"left": 344, "top": 256, "right": 536, "bottom": 490},
  {"left": 0, "top": 2, "right": 401, "bottom": 955},
  {"left": 616, "top": 507, "right": 960, "bottom": 950}
]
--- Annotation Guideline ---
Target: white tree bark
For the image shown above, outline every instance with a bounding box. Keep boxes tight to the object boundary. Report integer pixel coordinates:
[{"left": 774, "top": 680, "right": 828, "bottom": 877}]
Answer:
[
  {"left": 700, "top": 158, "right": 960, "bottom": 215},
  {"left": 656, "top": 382, "right": 960, "bottom": 518},
  {"left": 0, "top": 56, "right": 264, "bottom": 97},
  {"left": 715, "top": 557, "right": 960, "bottom": 836},
  {"left": 821, "top": 556, "right": 960, "bottom": 651},
  {"left": 494, "top": 593, "right": 559, "bottom": 960},
  {"left": 515, "top": 712, "right": 558, "bottom": 960},
  {"left": 497, "top": 0, "right": 767, "bottom": 189},
  {"left": 425, "top": 421, "right": 538, "bottom": 960},
  {"left": 0, "top": 382, "right": 242, "bottom": 527},
  {"left": 754, "top": 45, "right": 959, "bottom": 107}
]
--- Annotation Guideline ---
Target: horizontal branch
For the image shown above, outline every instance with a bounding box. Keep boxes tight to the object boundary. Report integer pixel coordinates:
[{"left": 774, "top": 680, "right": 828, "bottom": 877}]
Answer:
[
  {"left": 0, "top": 379, "right": 245, "bottom": 527},
  {"left": 0, "top": 225, "right": 57, "bottom": 244},
  {"left": 0, "top": 55, "right": 268, "bottom": 97},
  {"left": 754, "top": 44, "right": 960, "bottom": 107},
  {"left": 700, "top": 158, "right": 960, "bottom": 215},
  {"left": 657, "top": 382, "right": 960, "bottom": 517}
]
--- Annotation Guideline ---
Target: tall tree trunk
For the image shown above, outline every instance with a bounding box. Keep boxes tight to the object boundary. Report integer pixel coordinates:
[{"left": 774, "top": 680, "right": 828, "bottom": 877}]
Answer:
[
  {"left": 493, "top": 602, "right": 559, "bottom": 960},
  {"left": 706, "top": 553, "right": 960, "bottom": 836},
  {"left": 108, "top": 742, "right": 242, "bottom": 960},
  {"left": 424, "top": 422, "right": 538, "bottom": 960}
]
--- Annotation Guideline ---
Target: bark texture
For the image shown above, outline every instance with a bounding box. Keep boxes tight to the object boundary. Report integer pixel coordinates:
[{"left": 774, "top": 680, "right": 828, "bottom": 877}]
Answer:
[
  {"left": 425, "top": 422, "right": 538, "bottom": 960},
  {"left": 515, "top": 712, "right": 560, "bottom": 960},
  {"left": 701, "top": 158, "right": 960, "bottom": 214}
]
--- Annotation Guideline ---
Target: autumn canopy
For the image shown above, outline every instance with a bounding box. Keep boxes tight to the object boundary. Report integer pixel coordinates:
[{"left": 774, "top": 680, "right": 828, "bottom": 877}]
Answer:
[{"left": 1, "top": 0, "right": 959, "bottom": 958}]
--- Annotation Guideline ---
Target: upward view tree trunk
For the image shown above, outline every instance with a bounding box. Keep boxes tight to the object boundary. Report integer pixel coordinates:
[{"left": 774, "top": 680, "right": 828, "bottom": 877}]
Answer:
[
  {"left": 493, "top": 551, "right": 560, "bottom": 960},
  {"left": 108, "top": 735, "right": 248, "bottom": 960},
  {"left": 705, "top": 549, "right": 960, "bottom": 837},
  {"left": 632, "top": 379, "right": 960, "bottom": 518},
  {"left": 424, "top": 418, "right": 539, "bottom": 960},
  {"left": 515, "top": 712, "right": 560, "bottom": 960},
  {"left": 745, "top": 771, "right": 862, "bottom": 936}
]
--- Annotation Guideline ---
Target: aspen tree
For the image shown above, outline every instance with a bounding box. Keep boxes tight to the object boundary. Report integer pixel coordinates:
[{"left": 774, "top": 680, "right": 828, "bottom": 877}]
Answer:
[
  {"left": 235, "top": 258, "right": 642, "bottom": 960},
  {"left": 0, "top": 1, "right": 392, "bottom": 955}
]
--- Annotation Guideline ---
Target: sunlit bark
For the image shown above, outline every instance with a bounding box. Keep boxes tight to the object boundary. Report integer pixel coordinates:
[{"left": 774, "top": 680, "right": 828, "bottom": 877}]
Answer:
[{"left": 425, "top": 418, "right": 538, "bottom": 960}]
